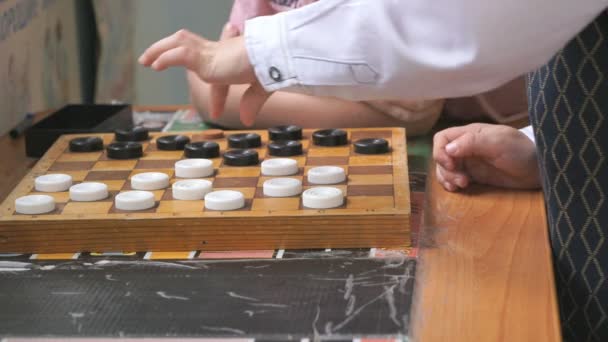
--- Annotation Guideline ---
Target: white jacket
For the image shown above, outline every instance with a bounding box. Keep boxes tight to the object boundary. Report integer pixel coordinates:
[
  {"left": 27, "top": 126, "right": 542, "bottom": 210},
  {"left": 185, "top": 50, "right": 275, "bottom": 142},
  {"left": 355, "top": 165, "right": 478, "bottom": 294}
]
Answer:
[{"left": 244, "top": 0, "right": 607, "bottom": 101}]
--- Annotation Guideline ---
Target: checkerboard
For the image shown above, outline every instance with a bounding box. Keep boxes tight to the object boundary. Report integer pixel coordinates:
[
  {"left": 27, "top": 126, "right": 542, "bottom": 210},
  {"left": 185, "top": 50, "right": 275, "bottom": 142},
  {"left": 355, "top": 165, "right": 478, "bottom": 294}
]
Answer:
[{"left": 0, "top": 128, "right": 410, "bottom": 253}]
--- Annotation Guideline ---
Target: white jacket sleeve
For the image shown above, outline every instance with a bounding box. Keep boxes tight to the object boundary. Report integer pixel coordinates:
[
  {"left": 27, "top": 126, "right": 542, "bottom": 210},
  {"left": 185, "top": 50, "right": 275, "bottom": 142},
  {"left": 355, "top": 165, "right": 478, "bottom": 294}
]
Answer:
[{"left": 244, "top": 0, "right": 607, "bottom": 101}]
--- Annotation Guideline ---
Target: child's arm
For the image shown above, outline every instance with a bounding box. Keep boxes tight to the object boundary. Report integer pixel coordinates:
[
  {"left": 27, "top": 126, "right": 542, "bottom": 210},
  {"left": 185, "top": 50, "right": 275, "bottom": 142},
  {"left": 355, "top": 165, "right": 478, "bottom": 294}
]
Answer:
[{"left": 188, "top": 71, "right": 437, "bottom": 135}]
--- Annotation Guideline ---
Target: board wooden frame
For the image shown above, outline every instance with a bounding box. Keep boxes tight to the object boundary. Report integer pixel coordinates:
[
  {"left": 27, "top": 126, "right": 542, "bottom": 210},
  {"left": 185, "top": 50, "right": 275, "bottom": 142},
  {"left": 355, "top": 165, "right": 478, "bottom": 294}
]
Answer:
[{"left": 0, "top": 128, "right": 410, "bottom": 253}]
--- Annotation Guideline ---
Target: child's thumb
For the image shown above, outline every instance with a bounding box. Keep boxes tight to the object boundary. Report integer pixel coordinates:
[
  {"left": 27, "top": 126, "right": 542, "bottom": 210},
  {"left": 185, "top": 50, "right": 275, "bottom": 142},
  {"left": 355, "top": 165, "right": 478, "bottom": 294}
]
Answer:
[
  {"left": 221, "top": 22, "right": 240, "bottom": 40},
  {"left": 240, "top": 82, "right": 272, "bottom": 127}
]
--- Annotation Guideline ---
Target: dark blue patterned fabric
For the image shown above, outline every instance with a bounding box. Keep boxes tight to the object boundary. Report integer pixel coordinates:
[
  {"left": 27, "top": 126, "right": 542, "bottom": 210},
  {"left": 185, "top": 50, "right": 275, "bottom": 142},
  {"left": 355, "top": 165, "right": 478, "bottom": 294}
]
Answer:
[{"left": 528, "top": 11, "right": 608, "bottom": 341}]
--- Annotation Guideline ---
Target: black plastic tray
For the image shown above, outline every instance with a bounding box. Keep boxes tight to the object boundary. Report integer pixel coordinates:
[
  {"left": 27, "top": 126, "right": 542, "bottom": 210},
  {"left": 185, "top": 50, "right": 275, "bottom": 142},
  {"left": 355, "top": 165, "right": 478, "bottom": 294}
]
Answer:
[{"left": 25, "top": 104, "right": 133, "bottom": 157}]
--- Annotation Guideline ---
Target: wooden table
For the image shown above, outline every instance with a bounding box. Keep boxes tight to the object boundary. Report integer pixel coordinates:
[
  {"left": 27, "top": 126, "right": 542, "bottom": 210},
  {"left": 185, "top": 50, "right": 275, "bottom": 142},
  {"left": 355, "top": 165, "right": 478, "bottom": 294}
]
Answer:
[
  {"left": 0, "top": 107, "right": 561, "bottom": 341},
  {"left": 412, "top": 167, "right": 562, "bottom": 341}
]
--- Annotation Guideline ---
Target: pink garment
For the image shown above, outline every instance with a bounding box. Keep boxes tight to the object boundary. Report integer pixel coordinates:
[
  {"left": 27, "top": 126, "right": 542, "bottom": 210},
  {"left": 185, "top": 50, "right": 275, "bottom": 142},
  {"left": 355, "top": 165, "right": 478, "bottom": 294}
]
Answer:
[
  {"left": 230, "top": 0, "right": 318, "bottom": 33},
  {"left": 229, "top": 0, "right": 528, "bottom": 127}
]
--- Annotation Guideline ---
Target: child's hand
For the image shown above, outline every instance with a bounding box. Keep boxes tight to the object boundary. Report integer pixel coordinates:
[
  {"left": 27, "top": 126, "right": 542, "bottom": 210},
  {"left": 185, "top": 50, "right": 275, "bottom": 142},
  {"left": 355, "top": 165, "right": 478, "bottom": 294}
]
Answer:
[
  {"left": 433, "top": 123, "right": 541, "bottom": 191},
  {"left": 139, "top": 28, "right": 271, "bottom": 126},
  {"left": 209, "top": 23, "right": 241, "bottom": 120}
]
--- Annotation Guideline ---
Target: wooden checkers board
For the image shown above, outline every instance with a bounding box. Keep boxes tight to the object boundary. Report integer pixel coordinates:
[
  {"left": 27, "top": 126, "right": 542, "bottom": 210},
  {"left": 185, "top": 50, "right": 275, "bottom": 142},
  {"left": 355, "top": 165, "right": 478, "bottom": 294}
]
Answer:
[{"left": 0, "top": 128, "right": 410, "bottom": 253}]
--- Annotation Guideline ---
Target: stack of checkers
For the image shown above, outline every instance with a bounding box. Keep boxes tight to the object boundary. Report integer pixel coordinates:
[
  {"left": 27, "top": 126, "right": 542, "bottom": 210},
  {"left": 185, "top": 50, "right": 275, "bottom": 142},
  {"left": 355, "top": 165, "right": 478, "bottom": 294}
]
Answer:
[{"left": 14, "top": 125, "right": 391, "bottom": 214}]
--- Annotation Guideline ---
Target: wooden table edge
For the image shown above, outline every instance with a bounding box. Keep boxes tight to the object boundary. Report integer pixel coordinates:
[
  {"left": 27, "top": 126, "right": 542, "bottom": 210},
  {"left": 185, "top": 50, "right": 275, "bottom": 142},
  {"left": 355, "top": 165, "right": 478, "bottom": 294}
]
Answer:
[{"left": 410, "top": 162, "right": 561, "bottom": 341}]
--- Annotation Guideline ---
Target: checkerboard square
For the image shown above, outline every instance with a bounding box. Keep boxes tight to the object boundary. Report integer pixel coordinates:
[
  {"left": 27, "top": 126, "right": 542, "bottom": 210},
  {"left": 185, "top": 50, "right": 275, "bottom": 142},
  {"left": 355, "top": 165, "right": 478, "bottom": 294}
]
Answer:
[
  {"left": 190, "top": 133, "right": 224, "bottom": 142},
  {"left": 49, "top": 161, "right": 96, "bottom": 171},
  {"left": 52, "top": 170, "right": 89, "bottom": 182},
  {"left": 161, "top": 189, "right": 174, "bottom": 200},
  {"left": 102, "top": 181, "right": 126, "bottom": 191},
  {"left": 57, "top": 152, "right": 102, "bottom": 162},
  {"left": 152, "top": 190, "right": 167, "bottom": 201},
  {"left": 350, "top": 147, "right": 393, "bottom": 156},
  {"left": 252, "top": 198, "right": 300, "bottom": 211},
  {"left": 216, "top": 167, "right": 260, "bottom": 178},
  {"left": 347, "top": 196, "right": 394, "bottom": 209},
  {"left": 215, "top": 141, "right": 229, "bottom": 150},
  {"left": 120, "top": 184, "right": 167, "bottom": 200},
  {"left": 145, "top": 143, "right": 157, "bottom": 152},
  {"left": 306, "top": 156, "right": 349, "bottom": 166},
  {"left": 264, "top": 156, "right": 306, "bottom": 168},
  {"left": 349, "top": 155, "right": 392, "bottom": 166},
  {"left": 350, "top": 130, "right": 393, "bottom": 140},
  {"left": 140, "top": 151, "right": 183, "bottom": 160},
  {"left": 136, "top": 160, "right": 178, "bottom": 169},
  {"left": 210, "top": 187, "right": 255, "bottom": 199},
  {"left": 29, "top": 191, "right": 70, "bottom": 203},
  {"left": 307, "top": 147, "right": 350, "bottom": 157},
  {"left": 62, "top": 202, "right": 113, "bottom": 214},
  {"left": 253, "top": 186, "right": 302, "bottom": 198},
  {"left": 157, "top": 200, "right": 204, "bottom": 213},
  {"left": 303, "top": 184, "right": 347, "bottom": 195},
  {"left": 259, "top": 168, "right": 304, "bottom": 179},
  {"left": 256, "top": 176, "right": 303, "bottom": 187},
  {"left": 348, "top": 165, "right": 393, "bottom": 175},
  {"left": 303, "top": 178, "right": 347, "bottom": 186},
  {"left": 348, "top": 174, "right": 394, "bottom": 185},
  {"left": 190, "top": 134, "right": 205, "bottom": 142},
  {"left": 170, "top": 177, "right": 213, "bottom": 186},
  {"left": 253, "top": 148, "right": 268, "bottom": 159},
  {"left": 304, "top": 166, "right": 348, "bottom": 178},
  {"left": 128, "top": 169, "right": 174, "bottom": 179},
  {"left": 85, "top": 171, "right": 131, "bottom": 181},
  {"left": 348, "top": 184, "right": 393, "bottom": 196},
  {"left": 213, "top": 177, "right": 259, "bottom": 188},
  {"left": 95, "top": 135, "right": 112, "bottom": 145},
  {"left": 93, "top": 160, "right": 138, "bottom": 171},
  {"left": 211, "top": 158, "right": 223, "bottom": 168}
]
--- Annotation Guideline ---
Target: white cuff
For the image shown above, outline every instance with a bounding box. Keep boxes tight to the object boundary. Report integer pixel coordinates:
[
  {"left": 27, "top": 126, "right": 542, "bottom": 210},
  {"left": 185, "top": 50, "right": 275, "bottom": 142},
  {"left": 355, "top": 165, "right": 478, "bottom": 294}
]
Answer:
[
  {"left": 244, "top": 14, "right": 303, "bottom": 93},
  {"left": 519, "top": 125, "right": 535, "bottom": 144}
]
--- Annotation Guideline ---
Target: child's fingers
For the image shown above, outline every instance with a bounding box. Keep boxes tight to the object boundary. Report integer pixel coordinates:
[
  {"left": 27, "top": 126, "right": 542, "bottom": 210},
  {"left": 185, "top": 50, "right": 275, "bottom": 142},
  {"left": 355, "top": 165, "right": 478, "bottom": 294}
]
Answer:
[
  {"left": 239, "top": 82, "right": 272, "bottom": 127},
  {"left": 210, "top": 84, "right": 229, "bottom": 119},
  {"left": 208, "top": 23, "right": 240, "bottom": 119},
  {"left": 139, "top": 34, "right": 184, "bottom": 66},
  {"left": 150, "top": 46, "right": 199, "bottom": 71},
  {"left": 139, "top": 29, "right": 205, "bottom": 66}
]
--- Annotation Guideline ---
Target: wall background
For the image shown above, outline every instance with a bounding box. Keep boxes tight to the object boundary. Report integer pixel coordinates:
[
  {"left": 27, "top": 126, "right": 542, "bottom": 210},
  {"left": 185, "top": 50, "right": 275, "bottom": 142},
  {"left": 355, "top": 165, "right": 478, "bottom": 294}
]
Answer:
[
  {"left": 0, "top": 0, "right": 232, "bottom": 136},
  {"left": 132, "top": 0, "right": 231, "bottom": 105},
  {"left": 0, "top": 0, "right": 82, "bottom": 135}
]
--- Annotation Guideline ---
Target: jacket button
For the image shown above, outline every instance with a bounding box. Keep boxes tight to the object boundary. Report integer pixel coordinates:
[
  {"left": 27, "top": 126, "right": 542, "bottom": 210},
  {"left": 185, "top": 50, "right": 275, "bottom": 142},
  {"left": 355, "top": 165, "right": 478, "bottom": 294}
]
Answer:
[{"left": 269, "top": 67, "right": 282, "bottom": 82}]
